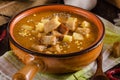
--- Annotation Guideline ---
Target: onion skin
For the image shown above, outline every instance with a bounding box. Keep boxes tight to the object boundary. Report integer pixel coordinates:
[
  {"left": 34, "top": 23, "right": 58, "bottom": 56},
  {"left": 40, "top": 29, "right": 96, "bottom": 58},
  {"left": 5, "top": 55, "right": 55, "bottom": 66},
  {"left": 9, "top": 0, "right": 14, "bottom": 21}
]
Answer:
[
  {"left": 0, "top": 30, "right": 6, "bottom": 42},
  {"left": 106, "top": 68, "right": 120, "bottom": 80}
]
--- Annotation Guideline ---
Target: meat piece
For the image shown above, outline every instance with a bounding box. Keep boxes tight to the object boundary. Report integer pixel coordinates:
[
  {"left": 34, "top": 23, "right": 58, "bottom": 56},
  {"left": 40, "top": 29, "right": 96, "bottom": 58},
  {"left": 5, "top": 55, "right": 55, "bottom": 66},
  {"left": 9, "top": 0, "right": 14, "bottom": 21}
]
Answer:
[
  {"left": 52, "top": 31, "right": 64, "bottom": 41},
  {"left": 31, "top": 44, "right": 46, "bottom": 52},
  {"left": 48, "top": 44, "right": 61, "bottom": 53},
  {"left": 76, "top": 27, "right": 90, "bottom": 36},
  {"left": 66, "top": 17, "right": 77, "bottom": 31},
  {"left": 37, "top": 33, "right": 42, "bottom": 38},
  {"left": 57, "top": 23, "right": 69, "bottom": 34},
  {"left": 41, "top": 36, "right": 57, "bottom": 45},
  {"left": 52, "top": 30, "right": 62, "bottom": 37},
  {"left": 55, "top": 44, "right": 61, "bottom": 53},
  {"left": 52, "top": 31, "right": 64, "bottom": 43},
  {"left": 44, "top": 16, "right": 61, "bottom": 33}
]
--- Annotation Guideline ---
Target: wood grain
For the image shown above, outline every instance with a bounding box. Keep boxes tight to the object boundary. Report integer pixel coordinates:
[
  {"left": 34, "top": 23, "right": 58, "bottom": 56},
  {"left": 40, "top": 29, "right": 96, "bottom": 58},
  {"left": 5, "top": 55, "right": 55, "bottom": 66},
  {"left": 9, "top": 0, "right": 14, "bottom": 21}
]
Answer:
[
  {"left": 106, "top": 0, "right": 120, "bottom": 9},
  {"left": 0, "top": 0, "right": 57, "bottom": 26}
]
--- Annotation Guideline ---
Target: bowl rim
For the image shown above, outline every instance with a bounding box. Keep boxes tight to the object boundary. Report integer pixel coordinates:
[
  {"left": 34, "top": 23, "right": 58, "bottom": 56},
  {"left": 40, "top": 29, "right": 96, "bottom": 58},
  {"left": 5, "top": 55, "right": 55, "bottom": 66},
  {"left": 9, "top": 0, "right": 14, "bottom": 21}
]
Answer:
[{"left": 7, "top": 4, "right": 105, "bottom": 58}]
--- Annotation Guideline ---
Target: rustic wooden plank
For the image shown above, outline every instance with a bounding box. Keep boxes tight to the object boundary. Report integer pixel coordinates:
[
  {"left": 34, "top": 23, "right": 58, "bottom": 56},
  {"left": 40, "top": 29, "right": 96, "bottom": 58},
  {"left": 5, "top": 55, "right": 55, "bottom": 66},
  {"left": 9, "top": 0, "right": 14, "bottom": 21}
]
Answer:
[
  {"left": 0, "top": 16, "right": 9, "bottom": 26},
  {"left": 106, "top": 0, "right": 120, "bottom": 9},
  {"left": 0, "top": 0, "right": 57, "bottom": 26}
]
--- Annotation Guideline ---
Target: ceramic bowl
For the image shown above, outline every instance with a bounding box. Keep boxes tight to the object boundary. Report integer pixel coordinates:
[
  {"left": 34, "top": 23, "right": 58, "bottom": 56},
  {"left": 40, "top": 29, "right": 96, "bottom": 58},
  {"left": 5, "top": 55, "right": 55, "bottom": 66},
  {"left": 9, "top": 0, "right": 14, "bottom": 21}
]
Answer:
[{"left": 8, "top": 5, "right": 105, "bottom": 80}]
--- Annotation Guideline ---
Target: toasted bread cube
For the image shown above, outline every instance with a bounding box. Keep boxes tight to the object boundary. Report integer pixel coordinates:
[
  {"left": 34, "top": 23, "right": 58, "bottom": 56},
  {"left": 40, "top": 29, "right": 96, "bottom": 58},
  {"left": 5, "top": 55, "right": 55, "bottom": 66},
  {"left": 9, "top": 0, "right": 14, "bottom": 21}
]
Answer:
[
  {"left": 81, "top": 21, "right": 91, "bottom": 28},
  {"left": 41, "top": 36, "right": 57, "bottom": 45},
  {"left": 63, "top": 35, "right": 72, "bottom": 42},
  {"left": 73, "top": 32, "right": 84, "bottom": 40},
  {"left": 44, "top": 16, "right": 61, "bottom": 33},
  {"left": 76, "top": 27, "right": 90, "bottom": 35},
  {"left": 35, "top": 22, "right": 44, "bottom": 32},
  {"left": 66, "top": 17, "right": 77, "bottom": 31}
]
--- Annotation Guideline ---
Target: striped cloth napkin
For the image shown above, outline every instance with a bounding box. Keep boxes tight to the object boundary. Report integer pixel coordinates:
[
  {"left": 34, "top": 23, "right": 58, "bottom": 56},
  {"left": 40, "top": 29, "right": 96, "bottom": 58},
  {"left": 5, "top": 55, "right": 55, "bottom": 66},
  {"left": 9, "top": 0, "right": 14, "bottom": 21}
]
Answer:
[{"left": 0, "top": 17, "right": 120, "bottom": 80}]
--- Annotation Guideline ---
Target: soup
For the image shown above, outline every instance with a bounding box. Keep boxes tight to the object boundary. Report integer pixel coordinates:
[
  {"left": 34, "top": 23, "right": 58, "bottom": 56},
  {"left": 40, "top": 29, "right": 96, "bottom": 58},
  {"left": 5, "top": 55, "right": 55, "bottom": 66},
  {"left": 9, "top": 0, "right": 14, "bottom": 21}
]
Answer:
[{"left": 13, "top": 11, "right": 98, "bottom": 54}]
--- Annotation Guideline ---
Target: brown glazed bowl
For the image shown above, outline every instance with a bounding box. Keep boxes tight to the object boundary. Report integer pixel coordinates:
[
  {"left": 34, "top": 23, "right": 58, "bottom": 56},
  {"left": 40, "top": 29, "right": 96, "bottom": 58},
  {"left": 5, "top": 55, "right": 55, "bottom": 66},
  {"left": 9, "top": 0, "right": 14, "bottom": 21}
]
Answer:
[{"left": 8, "top": 5, "right": 105, "bottom": 80}]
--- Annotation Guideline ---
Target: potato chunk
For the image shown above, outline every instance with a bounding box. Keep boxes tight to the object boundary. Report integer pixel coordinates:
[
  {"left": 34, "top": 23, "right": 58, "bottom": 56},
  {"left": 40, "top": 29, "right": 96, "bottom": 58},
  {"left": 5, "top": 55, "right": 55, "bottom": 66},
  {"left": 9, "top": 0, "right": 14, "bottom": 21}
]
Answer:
[
  {"left": 73, "top": 32, "right": 84, "bottom": 40},
  {"left": 81, "top": 21, "right": 91, "bottom": 28},
  {"left": 63, "top": 35, "right": 72, "bottom": 42},
  {"left": 66, "top": 17, "right": 77, "bottom": 31},
  {"left": 35, "top": 22, "right": 44, "bottom": 32}
]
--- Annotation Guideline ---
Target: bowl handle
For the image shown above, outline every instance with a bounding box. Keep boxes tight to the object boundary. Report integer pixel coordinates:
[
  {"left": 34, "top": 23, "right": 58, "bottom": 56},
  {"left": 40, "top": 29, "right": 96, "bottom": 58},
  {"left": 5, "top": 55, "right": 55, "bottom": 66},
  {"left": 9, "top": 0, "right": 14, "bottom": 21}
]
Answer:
[{"left": 12, "top": 59, "right": 45, "bottom": 80}]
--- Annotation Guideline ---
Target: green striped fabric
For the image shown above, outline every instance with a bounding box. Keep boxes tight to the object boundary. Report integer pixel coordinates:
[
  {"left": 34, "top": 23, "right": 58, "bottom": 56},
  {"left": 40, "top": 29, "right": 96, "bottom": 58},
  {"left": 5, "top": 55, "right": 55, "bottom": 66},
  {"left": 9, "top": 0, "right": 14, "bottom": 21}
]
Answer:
[{"left": 0, "top": 47, "right": 120, "bottom": 80}]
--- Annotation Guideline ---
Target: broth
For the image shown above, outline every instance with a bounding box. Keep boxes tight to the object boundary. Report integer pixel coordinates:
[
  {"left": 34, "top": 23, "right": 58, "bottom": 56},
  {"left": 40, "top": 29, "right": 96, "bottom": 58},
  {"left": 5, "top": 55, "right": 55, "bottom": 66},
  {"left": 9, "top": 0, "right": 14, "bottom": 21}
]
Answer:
[{"left": 13, "top": 11, "right": 98, "bottom": 54}]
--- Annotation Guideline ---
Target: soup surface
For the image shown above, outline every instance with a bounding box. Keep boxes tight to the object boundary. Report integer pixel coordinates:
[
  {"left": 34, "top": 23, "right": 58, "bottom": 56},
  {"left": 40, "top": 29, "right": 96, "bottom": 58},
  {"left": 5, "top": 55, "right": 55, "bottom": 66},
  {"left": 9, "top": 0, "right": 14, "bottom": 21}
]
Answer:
[{"left": 13, "top": 11, "right": 98, "bottom": 54}]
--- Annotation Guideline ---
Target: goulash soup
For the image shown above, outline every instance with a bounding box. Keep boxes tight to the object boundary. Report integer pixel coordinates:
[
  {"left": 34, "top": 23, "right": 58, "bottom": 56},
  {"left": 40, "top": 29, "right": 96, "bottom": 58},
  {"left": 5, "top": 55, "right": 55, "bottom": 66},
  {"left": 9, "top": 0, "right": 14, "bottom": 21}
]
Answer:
[{"left": 13, "top": 11, "right": 98, "bottom": 54}]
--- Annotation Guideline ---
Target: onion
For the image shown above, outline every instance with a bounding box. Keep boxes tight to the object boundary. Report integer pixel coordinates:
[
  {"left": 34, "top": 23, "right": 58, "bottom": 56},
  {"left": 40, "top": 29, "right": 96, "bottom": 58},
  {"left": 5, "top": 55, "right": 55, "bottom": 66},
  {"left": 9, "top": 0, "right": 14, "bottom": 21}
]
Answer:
[
  {"left": 0, "top": 30, "right": 6, "bottom": 42},
  {"left": 106, "top": 68, "right": 120, "bottom": 80}
]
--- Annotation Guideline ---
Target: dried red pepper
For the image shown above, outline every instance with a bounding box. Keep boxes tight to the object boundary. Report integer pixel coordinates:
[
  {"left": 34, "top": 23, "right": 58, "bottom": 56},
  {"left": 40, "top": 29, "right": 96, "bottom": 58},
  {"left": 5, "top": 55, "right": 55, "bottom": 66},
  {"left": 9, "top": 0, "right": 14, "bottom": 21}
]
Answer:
[
  {"left": 106, "top": 68, "right": 120, "bottom": 80},
  {"left": 0, "top": 30, "right": 6, "bottom": 42}
]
